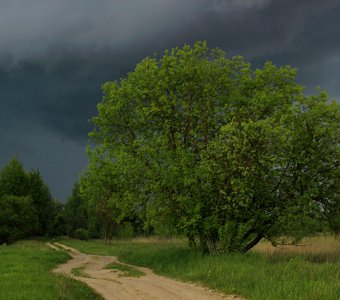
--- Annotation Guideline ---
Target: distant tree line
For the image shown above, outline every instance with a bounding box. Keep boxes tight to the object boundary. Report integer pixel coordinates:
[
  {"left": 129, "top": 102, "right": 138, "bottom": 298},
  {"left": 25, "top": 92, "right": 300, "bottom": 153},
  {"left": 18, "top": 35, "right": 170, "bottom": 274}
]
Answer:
[
  {"left": 0, "top": 158, "right": 63, "bottom": 243},
  {"left": 0, "top": 157, "right": 141, "bottom": 245},
  {"left": 64, "top": 180, "right": 146, "bottom": 243}
]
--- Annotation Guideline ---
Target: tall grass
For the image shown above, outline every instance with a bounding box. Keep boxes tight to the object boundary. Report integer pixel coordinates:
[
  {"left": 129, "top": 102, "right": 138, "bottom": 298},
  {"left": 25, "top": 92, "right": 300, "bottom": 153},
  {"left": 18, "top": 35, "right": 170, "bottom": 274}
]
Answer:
[
  {"left": 253, "top": 235, "right": 340, "bottom": 263},
  {"left": 60, "top": 235, "right": 340, "bottom": 300},
  {"left": 0, "top": 240, "right": 102, "bottom": 300}
]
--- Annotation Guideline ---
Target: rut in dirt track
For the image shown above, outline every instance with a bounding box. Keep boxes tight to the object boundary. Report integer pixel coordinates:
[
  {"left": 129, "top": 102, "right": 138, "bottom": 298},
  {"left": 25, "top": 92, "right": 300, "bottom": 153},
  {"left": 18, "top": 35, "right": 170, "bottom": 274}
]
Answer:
[{"left": 47, "top": 242, "right": 244, "bottom": 300}]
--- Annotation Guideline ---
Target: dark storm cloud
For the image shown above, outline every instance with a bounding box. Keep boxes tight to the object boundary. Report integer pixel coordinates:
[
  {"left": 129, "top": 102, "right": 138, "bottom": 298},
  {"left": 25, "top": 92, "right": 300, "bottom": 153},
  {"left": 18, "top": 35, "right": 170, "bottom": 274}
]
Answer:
[
  {"left": 0, "top": 0, "right": 204, "bottom": 68},
  {"left": 1, "top": 0, "right": 336, "bottom": 67},
  {"left": 0, "top": 0, "right": 202, "bottom": 141},
  {"left": 1, "top": 0, "right": 339, "bottom": 136},
  {"left": 1, "top": 0, "right": 339, "bottom": 200}
]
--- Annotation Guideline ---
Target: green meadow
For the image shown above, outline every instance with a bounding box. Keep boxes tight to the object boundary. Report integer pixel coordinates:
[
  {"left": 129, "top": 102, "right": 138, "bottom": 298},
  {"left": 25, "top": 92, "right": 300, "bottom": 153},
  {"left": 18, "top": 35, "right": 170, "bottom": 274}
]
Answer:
[
  {"left": 0, "top": 240, "right": 102, "bottom": 300},
  {"left": 59, "top": 235, "right": 340, "bottom": 300}
]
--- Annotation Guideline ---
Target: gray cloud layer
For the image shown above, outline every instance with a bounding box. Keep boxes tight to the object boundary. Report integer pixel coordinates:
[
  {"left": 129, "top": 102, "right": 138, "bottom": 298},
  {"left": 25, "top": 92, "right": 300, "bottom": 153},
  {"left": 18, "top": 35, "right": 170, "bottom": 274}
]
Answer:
[
  {"left": 0, "top": 0, "right": 203, "bottom": 68},
  {"left": 1, "top": 0, "right": 339, "bottom": 200},
  {"left": 1, "top": 0, "right": 338, "bottom": 66}
]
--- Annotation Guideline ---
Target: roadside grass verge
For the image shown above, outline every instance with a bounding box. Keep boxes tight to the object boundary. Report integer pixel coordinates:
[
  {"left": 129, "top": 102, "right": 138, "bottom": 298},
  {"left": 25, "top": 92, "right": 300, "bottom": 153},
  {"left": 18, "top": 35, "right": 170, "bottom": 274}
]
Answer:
[
  {"left": 59, "top": 235, "right": 340, "bottom": 300},
  {"left": 104, "top": 262, "right": 145, "bottom": 277},
  {"left": 0, "top": 240, "right": 102, "bottom": 300}
]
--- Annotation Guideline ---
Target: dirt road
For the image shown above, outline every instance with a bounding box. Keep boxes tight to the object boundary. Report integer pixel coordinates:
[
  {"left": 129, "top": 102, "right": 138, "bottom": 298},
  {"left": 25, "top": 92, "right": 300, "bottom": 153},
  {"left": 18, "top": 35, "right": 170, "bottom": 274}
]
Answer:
[{"left": 47, "top": 242, "right": 243, "bottom": 300}]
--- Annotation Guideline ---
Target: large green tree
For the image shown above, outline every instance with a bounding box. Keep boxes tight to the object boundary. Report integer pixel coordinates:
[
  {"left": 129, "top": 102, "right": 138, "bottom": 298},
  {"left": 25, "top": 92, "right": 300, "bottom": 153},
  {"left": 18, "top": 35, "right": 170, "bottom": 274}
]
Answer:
[{"left": 89, "top": 42, "right": 339, "bottom": 253}]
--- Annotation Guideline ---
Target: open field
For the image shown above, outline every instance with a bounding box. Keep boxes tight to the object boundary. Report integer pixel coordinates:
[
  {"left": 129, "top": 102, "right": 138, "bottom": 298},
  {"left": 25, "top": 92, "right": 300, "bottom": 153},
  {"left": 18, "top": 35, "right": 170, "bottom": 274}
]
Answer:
[
  {"left": 0, "top": 240, "right": 102, "bottom": 300},
  {"left": 59, "top": 235, "right": 340, "bottom": 300}
]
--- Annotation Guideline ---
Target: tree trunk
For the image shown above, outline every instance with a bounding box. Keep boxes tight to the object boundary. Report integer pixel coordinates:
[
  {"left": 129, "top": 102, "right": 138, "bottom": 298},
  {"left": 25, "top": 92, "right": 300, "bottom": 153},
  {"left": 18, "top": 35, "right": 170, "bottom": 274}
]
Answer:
[{"left": 242, "top": 234, "right": 263, "bottom": 253}]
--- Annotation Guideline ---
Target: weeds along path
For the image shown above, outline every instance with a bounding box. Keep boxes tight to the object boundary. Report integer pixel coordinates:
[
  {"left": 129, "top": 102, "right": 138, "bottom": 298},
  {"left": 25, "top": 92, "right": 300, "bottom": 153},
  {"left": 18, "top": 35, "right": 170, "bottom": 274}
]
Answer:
[{"left": 47, "top": 242, "right": 242, "bottom": 300}]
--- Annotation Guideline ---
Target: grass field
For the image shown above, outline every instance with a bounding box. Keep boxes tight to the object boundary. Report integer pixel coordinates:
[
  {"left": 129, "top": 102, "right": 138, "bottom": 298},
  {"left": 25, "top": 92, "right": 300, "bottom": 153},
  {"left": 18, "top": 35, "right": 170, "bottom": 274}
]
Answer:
[
  {"left": 59, "top": 235, "right": 340, "bottom": 300},
  {"left": 0, "top": 240, "right": 102, "bottom": 300}
]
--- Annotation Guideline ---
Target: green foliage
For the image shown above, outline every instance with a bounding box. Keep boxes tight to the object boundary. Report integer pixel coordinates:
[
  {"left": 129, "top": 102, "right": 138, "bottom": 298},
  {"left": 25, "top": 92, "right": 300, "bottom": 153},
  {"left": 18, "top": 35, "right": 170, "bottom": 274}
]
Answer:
[
  {"left": 79, "top": 151, "right": 146, "bottom": 242},
  {"left": 0, "top": 157, "right": 28, "bottom": 197},
  {"left": 0, "top": 195, "right": 38, "bottom": 244},
  {"left": 64, "top": 183, "right": 91, "bottom": 236},
  {"left": 73, "top": 228, "right": 90, "bottom": 240},
  {"left": 0, "top": 240, "right": 102, "bottom": 299},
  {"left": 0, "top": 157, "right": 60, "bottom": 242},
  {"left": 27, "top": 170, "right": 54, "bottom": 235},
  {"left": 48, "top": 200, "right": 67, "bottom": 236},
  {"left": 79, "top": 156, "right": 120, "bottom": 243},
  {"left": 87, "top": 41, "right": 340, "bottom": 253}
]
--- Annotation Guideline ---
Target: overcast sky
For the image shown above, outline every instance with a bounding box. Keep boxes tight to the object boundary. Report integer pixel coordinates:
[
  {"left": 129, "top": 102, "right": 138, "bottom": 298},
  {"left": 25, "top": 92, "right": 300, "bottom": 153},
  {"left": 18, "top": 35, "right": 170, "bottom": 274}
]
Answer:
[{"left": 1, "top": 0, "right": 339, "bottom": 201}]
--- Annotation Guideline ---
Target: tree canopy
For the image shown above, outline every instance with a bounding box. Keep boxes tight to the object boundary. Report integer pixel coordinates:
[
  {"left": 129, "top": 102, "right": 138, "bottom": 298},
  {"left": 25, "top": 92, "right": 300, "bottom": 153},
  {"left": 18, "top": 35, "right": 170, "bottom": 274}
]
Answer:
[
  {"left": 0, "top": 157, "right": 28, "bottom": 198},
  {"left": 0, "top": 158, "right": 58, "bottom": 243},
  {"left": 85, "top": 41, "right": 339, "bottom": 253}
]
